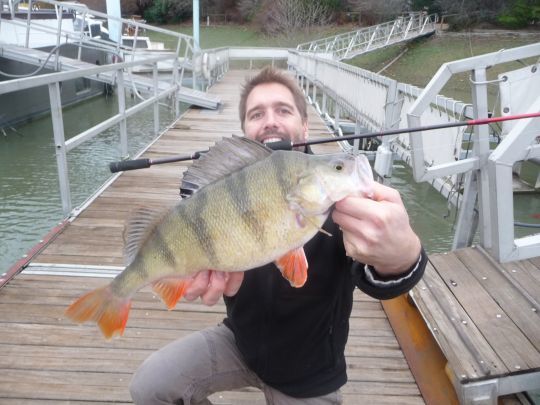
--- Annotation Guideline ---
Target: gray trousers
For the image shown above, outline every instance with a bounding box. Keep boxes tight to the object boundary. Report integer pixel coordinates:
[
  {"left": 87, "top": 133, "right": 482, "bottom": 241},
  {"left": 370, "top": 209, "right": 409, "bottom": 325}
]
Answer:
[{"left": 129, "top": 323, "right": 342, "bottom": 405}]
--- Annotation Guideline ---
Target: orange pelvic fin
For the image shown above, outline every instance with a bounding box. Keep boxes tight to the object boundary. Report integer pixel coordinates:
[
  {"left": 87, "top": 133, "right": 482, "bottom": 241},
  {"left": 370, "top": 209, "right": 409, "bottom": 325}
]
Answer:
[
  {"left": 152, "top": 278, "right": 191, "bottom": 310},
  {"left": 275, "top": 247, "right": 308, "bottom": 288},
  {"left": 65, "top": 286, "right": 132, "bottom": 340}
]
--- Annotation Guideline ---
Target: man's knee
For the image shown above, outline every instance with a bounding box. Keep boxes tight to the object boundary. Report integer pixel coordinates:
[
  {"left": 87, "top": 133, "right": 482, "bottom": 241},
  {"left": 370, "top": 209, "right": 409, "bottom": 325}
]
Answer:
[
  {"left": 129, "top": 359, "right": 160, "bottom": 404},
  {"left": 129, "top": 352, "right": 188, "bottom": 404}
]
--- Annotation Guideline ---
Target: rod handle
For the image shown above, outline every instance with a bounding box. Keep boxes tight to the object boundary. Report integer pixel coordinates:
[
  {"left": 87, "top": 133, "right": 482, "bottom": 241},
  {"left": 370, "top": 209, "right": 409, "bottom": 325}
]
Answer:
[
  {"left": 266, "top": 140, "right": 293, "bottom": 151},
  {"left": 109, "top": 158, "right": 151, "bottom": 173}
]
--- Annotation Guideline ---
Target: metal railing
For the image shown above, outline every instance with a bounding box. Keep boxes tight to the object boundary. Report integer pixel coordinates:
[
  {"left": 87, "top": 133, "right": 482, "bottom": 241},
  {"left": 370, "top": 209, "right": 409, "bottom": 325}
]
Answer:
[
  {"left": 288, "top": 49, "right": 472, "bottom": 200},
  {"left": 0, "top": 0, "right": 225, "bottom": 218},
  {"left": 289, "top": 45, "right": 540, "bottom": 262},
  {"left": 0, "top": 54, "right": 186, "bottom": 217},
  {"left": 0, "top": 0, "right": 195, "bottom": 69},
  {"left": 407, "top": 42, "right": 540, "bottom": 262},
  {"left": 296, "top": 12, "right": 438, "bottom": 60},
  {"left": 194, "top": 47, "right": 289, "bottom": 89}
]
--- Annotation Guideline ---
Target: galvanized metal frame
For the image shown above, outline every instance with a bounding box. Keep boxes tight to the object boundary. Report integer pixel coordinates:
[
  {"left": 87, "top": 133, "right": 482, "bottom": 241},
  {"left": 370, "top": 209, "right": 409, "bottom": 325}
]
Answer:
[
  {"left": 1, "top": 0, "right": 195, "bottom": 64},
  {"left": 407, "top": 42, "right": 540, "bottom": 262},
  {"left": 0, "top": 54, "right": 182, "bottom": 218},
  {"left": 449, "top": 370, "right": 540, "bottom": 405},
  {"left": 288, "top": 50, "right": 473, "bottom": 185},
  {"left": 296, "top": 12, "right": 437, "bottom": 61}
]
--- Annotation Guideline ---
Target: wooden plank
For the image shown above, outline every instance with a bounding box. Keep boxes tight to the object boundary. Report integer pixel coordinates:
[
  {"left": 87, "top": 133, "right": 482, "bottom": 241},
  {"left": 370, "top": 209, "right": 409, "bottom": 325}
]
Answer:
[
  {"left": 500, "top": 259, "right": 540, "bottom": 308},
  {"left": 412, "top": 262, "right": 506, "bottom": 381},
  {"left": 431, "top": 250, "right": 540, "bottom": 373},
  {"left": 342, "top": 394, "right": 423, "bottom": 405},
  {"left": 455, "top": 247, "right": 540, "bottom": 354}
]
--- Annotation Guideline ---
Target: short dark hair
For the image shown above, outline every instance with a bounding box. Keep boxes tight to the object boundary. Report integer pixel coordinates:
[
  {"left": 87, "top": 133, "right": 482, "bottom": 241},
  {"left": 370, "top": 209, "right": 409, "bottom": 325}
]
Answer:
[{"left": 239, "top": 67, "right": 308, "bottom": 131}]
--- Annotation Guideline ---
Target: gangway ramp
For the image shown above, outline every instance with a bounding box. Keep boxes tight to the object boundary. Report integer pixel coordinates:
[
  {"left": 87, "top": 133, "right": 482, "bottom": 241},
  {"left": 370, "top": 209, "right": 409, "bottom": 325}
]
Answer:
[
  {"left": 296, "top": 12, "right": 437, "bottom": 61},
  {"left": 0, "top": 43, "right": 220, "bottom": 109}
]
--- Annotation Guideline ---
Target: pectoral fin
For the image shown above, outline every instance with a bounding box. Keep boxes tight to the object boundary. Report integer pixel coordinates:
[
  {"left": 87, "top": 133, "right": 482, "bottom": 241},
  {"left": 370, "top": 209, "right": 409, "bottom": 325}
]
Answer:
[
  {"left": 152, "top": 277, "right": 192, "bottom": 310},
  {"left": 275, "top": 247, "right": 308, "bottom": 288}
]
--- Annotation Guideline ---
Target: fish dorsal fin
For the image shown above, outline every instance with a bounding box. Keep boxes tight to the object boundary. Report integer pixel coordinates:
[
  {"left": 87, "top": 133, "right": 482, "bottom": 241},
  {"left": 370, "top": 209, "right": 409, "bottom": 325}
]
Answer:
[
  {"left": 180, "top": 135, "right": 272, "bottom": 198},
  {"left": 123, "top": 206, "right": 169, "bottom": 266}
]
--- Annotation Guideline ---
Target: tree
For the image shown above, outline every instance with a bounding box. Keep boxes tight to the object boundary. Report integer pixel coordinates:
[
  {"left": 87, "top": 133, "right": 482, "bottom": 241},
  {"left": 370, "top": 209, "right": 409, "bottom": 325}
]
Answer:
[
  {"left": 347, "top": 0, "right": 411, "bottom": 24},
  {"left": 434, "top": 0, "right": 507, "bottom": 28},
  {"left": 143, "top": 0, "right": 192, "bottom": 23},
  {"left": 238, "top": 0, "right": 261, "bottom": 21},
  {"left": 497, "top": 0, "right": 540, "bottom": 28},
  {"left": 258, "top": 0, "right": 333, "bottom": 36}
]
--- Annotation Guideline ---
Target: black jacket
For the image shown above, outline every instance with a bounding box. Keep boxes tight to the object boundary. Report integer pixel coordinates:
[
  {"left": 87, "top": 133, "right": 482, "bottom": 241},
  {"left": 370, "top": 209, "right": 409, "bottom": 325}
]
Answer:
[{"left": 223, "top": 217, "right": 427, "bottom": 398}]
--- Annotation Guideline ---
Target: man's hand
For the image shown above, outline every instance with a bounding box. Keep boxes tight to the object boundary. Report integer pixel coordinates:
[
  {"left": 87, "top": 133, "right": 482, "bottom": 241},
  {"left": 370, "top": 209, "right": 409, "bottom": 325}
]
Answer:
[
  {"left": 184, "top": 271, "right": 244, "bottom": 306},
  {"left": 331, "top": 181, "right": 421, "bottom": 276}
]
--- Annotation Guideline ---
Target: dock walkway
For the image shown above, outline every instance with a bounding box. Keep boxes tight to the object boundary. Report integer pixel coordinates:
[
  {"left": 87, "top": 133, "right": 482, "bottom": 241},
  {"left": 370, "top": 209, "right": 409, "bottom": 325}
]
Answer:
[{"left": 0, "top": 70, "right": 423, "bottom": 404}]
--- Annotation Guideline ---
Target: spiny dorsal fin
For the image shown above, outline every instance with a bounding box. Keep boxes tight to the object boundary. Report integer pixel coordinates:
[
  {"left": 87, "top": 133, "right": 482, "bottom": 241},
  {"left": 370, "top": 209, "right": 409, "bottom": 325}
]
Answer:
[
  {"left": 180, "top": 136, "right": 272, "bottom": 198},
  {"left": 123, "top": 206, "right": 169, "bottom": 266}
]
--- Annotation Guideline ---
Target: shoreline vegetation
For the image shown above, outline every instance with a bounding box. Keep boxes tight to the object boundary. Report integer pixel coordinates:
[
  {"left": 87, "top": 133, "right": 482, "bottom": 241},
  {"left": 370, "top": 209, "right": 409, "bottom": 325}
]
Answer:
[{"left": 148, "top": 24, "right": 540, "bottom": 104}]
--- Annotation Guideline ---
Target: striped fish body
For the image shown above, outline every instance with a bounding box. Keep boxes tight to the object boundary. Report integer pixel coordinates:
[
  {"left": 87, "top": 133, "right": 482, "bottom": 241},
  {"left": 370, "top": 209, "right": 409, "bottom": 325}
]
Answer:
[
  {"left": 66, "top": 137, "right": 373, "bottom": 338},
  {"left": 123, "top": 151, "right": 329, "bottom": 282}
]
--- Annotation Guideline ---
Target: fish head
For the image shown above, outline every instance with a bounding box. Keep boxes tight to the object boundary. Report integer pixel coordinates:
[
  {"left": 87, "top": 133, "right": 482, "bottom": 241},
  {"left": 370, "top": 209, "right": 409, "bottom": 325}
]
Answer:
[{"left": 288, "top": 153, "right": 373, "bottom": 216}]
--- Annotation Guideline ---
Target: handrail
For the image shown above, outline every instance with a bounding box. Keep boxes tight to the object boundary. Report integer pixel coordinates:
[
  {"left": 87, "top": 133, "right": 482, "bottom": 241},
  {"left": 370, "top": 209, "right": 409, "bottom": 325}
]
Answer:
[
  {"left": 286, "top": 47, "right": 540, "bottom": 263},
  {"left": 0, "top": 53, "right": 182, "bottom": 217},
  {"left": 296, "top": 13, "right": 438, "bottom": 60},
  {"left": 195, "top": 47, "right": 289, "bottom": 89},
  {"left": 0, "top": 0, "right": 195, "bottom": 74},
  {"left": 406, "top": 42, "right": 540, "bottom": 262}
]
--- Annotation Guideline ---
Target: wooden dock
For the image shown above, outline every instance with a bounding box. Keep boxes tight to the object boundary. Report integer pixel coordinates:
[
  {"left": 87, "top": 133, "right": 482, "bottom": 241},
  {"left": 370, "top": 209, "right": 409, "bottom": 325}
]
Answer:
[
  {"left": 412, "top": 246, "right": 540, "bottom": 403},
  {"left": 0, "top": 70, "right": 424, "bottom": 404}
]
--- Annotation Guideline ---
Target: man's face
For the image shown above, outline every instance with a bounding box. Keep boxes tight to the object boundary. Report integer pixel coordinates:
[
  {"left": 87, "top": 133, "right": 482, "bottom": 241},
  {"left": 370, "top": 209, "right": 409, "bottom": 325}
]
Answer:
[{"left": 243, "top": 82, "right": 308, "bottom": 146}]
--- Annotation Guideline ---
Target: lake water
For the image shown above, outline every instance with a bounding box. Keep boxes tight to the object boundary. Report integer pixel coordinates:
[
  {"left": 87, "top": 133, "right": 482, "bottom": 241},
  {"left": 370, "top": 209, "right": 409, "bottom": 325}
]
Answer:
[{"left": 1, "top": 92, "right": 177, "bottom": 272}]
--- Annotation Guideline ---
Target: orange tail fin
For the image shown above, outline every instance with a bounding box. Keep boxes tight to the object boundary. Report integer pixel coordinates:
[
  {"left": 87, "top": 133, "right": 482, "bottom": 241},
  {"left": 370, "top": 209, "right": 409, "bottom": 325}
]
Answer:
[
  {"left": 152, "top": 278, "right": 191, "bottom": 310},
  {"left": 275, "top": 247, "right": 308, "bottom": 288},
  {"left": 65, "top": 286, "right": 132, "bottom": 340}
]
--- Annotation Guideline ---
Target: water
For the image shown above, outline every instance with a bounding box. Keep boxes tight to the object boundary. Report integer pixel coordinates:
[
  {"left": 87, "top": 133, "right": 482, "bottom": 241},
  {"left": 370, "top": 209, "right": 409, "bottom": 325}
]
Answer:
[{"left": 1, "top": 92, "right": 178, "bottom": 272}]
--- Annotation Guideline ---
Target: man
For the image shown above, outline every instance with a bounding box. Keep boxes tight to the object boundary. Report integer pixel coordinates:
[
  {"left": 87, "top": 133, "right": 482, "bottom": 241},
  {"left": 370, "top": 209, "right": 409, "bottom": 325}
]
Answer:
[{"left": 130, "top": 67, "right": 426, "bottom": 404}]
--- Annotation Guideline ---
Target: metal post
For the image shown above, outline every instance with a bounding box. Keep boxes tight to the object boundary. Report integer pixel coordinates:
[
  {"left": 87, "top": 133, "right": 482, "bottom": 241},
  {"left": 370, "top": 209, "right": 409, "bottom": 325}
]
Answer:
[
  {"left": 117, "top": 69, "right": 128, "bottom": 159},
  {"left": 77, "top": 10, "right": 87, "bottom": 61},
  {"left": 193, "top": 51, "right": 198, "bottom": 90},
  {"left": 25, "top": 0, "right": 32, "bottom": 48},
  {"left": 452, "top": 171, "right": 479, "bottom": 249},
  {"left": 55, "top": 3, "right": 63, "bottom": 71},
  {"left": 180, "top": 38, "right": 189, "bottom": 90},
  {"left": 173, "top": 38, "right": 182, "bottom": 118},
  {"left": 153, "top": 63, "right": 159, "bottom": 136},
  {"left": 471, "top": 68, "right": 492, "bottom": 249},
  {"left": 193, "top": 0, "right": 200, "bottom": 51},
  {"left": 353, "top": 120, "right": 362, "bottom": 154},
  {"left": 48, "top": 82, "right": 72, "bottom": 217},
  {"left": 335, "top": 102, "right": 341, "bottom": 135}
]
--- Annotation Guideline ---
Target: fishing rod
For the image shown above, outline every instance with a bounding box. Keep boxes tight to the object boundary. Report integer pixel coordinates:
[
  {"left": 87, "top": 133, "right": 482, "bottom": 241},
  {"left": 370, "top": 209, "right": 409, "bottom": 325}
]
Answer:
[{"left": 109, "top": 111, "right": 540, "bottom": 173}]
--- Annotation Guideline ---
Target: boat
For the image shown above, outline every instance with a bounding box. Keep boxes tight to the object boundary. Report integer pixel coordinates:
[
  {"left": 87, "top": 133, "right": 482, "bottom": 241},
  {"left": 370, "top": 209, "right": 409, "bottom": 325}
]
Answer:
[
  {"left": 0, "top": 1, "right": 112, "bottom": 128},
  {"left": 0, "top": 0, "right": 170, "bottom": 129}
]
